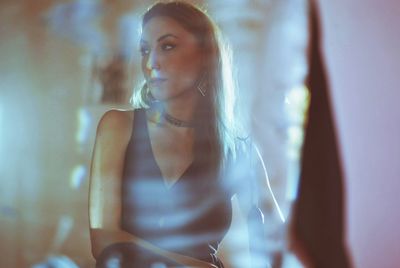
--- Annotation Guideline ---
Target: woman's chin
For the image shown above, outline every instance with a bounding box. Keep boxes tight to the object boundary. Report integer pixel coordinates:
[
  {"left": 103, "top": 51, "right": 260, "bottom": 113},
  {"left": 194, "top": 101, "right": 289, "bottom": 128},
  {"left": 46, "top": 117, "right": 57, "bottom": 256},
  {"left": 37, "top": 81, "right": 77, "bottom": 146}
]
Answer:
[{"left": 149, "top": 89, "right": 166, "bottom": 101}]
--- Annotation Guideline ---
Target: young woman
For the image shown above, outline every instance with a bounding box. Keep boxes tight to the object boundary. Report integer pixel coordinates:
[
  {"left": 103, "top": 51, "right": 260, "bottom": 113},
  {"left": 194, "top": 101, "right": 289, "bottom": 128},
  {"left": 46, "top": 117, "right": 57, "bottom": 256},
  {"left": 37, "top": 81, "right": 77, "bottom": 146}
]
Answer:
[{"left": 89, "top": 1, "right": 283, "bottom": 267}]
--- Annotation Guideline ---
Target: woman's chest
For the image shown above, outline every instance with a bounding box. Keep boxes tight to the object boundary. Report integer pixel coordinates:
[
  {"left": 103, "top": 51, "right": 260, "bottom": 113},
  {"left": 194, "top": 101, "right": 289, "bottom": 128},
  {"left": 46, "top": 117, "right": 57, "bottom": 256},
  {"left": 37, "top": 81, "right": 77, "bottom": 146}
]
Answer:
[{"left": 148, "top": 124, "right": 195, "bottom": 187}]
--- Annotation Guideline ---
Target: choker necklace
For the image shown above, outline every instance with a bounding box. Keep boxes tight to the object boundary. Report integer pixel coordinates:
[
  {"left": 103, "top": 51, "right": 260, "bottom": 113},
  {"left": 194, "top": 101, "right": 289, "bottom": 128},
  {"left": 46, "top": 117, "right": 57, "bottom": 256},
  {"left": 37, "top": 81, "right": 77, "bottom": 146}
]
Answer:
[
  {"left": 163, "top": 112, "right": 195, "bottom": 128},
  {"left": 149, "top": 109, "right": 195, "bottom": 128}
]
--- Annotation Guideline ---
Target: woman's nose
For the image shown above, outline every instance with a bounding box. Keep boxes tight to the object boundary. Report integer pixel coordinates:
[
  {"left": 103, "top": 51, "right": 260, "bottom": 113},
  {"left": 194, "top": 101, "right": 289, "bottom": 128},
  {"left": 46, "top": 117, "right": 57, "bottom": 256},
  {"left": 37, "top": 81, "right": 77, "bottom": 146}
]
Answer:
[{"left": 146, "top": 51, "right": 161, "bottom": 71}]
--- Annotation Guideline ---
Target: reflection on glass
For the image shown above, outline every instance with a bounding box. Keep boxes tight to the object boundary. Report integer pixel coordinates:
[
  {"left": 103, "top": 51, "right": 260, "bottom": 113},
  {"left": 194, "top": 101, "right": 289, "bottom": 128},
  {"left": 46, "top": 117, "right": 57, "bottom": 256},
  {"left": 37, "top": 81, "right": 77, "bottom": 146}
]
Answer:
[{"left": 0, "top": 0, "right": 310, "bottom": 267}]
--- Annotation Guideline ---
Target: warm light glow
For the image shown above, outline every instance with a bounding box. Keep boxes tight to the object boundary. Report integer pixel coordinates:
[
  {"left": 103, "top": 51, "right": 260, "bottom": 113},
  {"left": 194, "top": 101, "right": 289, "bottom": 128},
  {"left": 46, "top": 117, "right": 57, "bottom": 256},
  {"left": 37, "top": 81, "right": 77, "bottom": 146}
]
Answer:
[{"left": 285, "top": 85, "right": 310, "bottom": 203}]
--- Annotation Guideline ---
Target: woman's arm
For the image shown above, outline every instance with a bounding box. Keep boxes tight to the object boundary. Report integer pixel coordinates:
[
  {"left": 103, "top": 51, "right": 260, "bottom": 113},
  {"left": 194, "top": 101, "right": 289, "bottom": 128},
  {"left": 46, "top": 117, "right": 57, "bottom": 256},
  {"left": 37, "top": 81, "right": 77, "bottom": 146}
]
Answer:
[
  {"left": 88, "top": 109, "right": 217, "bottom": 267},
  {"left": 89, "top": 109, "right": 133, "bottom": 258},
  {"left": 234, "top": 142, "right": 286, "bottom": 268}
]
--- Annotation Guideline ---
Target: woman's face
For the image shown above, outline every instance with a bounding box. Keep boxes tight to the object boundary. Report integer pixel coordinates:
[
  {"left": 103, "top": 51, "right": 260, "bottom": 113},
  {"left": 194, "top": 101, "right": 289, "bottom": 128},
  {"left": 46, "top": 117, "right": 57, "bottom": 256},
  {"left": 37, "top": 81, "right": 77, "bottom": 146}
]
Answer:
[{"left": 140, "top": 16, "right": 204, "bottom": 102}]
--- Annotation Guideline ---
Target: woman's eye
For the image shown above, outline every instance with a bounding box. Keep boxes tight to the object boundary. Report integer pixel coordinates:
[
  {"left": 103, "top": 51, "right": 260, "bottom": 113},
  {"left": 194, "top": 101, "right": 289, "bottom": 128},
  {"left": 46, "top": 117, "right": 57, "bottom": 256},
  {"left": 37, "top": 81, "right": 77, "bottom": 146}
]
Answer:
[
  {"left": 140, "top": 47, "right": 150, "bottom": 56},
  {"left": 161, "top": 43, "right": 176, "bottom": 51}
]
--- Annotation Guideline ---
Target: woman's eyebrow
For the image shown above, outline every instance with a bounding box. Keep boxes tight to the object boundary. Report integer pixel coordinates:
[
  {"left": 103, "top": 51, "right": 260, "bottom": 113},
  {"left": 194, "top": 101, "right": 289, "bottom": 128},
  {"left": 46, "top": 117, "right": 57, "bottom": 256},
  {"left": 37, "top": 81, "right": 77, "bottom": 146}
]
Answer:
[
  {"left": 140, "top": 33, "right": 179, "bottom": 45},
  {"left": 157, "top": 33, "right": 179, "bottom": 42}
]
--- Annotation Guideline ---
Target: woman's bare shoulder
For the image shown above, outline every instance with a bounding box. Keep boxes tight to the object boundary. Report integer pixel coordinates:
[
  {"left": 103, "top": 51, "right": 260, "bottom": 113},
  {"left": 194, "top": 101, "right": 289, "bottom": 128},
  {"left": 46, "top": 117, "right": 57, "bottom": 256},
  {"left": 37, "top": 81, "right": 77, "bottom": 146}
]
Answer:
[{"left": 96, "top": 109, "right": 135, "bottom": 141}]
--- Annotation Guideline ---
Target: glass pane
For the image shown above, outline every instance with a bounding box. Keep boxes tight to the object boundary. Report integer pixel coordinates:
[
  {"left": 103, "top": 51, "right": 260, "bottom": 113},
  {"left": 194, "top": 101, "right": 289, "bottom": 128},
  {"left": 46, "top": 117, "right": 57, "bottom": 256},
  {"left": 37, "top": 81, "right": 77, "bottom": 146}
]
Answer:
[{"left": 0, "top": 1, "right": 310, "bottom": 267}]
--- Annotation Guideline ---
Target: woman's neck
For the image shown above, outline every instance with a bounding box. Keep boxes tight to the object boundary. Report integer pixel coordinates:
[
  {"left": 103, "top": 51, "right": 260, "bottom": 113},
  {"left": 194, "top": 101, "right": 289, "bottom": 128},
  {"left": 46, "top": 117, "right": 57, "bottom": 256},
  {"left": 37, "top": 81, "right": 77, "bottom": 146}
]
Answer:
[{"left": 162, "top": 90, "right": 199, "bottom": 123}]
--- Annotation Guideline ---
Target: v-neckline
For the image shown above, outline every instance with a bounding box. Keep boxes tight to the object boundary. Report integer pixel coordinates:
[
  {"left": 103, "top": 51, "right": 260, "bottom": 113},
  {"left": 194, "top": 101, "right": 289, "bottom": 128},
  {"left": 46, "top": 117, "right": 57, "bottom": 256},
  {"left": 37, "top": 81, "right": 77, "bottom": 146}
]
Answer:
[{"left": 144, "top": 110, "right": 194, "bottom": 190}]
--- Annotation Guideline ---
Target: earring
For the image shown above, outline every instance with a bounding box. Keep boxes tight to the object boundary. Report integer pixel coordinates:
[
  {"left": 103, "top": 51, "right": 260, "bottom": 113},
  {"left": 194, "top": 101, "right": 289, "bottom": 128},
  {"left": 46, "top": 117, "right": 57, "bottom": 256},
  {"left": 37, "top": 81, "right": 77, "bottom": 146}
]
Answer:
[{"left": 197, "top": 72, "right": 207, "bottom": 97}]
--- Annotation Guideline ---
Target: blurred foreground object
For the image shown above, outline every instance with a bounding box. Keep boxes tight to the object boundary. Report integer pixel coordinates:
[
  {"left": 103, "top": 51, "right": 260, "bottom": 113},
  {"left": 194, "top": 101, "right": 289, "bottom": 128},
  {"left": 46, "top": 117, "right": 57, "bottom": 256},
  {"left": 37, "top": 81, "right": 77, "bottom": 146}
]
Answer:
[{"left": 290, "top": 1, "right": 352, "bottom": 267}]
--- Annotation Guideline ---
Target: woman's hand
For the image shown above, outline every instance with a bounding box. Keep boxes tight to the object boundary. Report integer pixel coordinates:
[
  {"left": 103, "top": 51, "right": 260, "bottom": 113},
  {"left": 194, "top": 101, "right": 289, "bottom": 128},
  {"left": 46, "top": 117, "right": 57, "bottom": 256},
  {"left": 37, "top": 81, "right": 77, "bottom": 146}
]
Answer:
[{"left": 91, "top": 228, "right": 218, "bottom": 268}]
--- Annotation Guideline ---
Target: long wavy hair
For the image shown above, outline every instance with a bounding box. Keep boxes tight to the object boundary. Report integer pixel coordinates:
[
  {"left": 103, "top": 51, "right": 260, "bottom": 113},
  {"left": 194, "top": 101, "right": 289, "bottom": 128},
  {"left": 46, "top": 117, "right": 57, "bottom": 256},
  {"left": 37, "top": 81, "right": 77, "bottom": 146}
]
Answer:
[{"left": 132, "top": 1, "right": 242, "bottom": 172}]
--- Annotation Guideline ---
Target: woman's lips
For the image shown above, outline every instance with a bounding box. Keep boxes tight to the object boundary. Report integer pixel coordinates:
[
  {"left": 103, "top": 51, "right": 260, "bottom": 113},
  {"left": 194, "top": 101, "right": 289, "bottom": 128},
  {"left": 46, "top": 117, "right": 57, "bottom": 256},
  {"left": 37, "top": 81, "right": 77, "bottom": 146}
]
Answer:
[{"left": 148, "top": 78, "right": 167, "bottom": 87}]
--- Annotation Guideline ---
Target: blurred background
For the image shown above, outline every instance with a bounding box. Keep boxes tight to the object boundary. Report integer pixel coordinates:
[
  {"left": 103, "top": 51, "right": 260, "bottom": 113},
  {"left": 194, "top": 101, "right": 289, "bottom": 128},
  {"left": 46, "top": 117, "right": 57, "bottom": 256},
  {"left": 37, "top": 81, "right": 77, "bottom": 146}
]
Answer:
[
  {"left": 0, "top": 0, "right": 310, "bottom": 267},
  {"left": 318, "top": 0, "right": 400, "bottom": 268}
]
